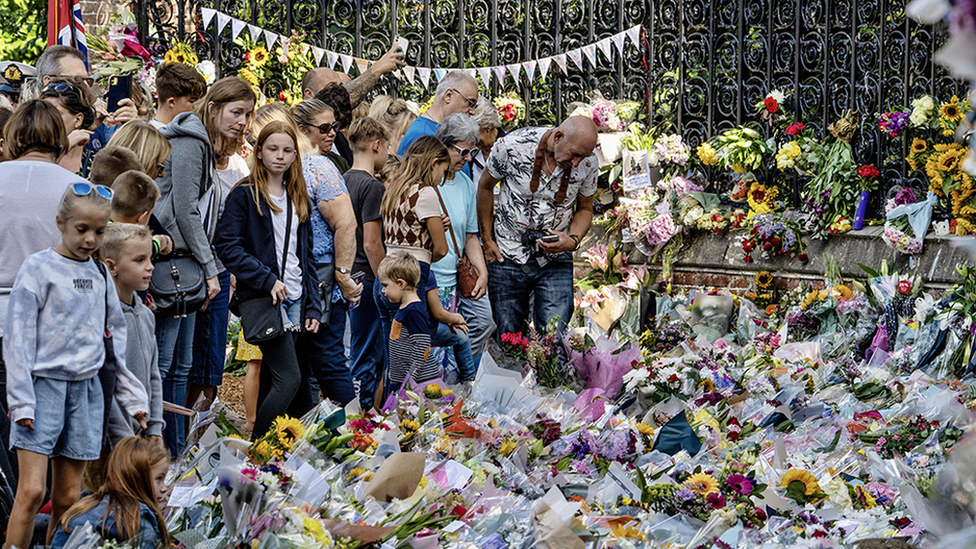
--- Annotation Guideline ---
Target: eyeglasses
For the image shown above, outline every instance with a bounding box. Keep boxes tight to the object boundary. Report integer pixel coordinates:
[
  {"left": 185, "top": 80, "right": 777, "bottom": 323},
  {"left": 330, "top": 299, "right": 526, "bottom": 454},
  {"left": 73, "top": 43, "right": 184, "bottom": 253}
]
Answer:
[
  {"left": 42, "top": 82, "right": 75, "bottom": 94},
  {"left": 50, "top": 75, "right": 94, "bottom": 87},
  {"left": 450, "top": 88, "right": 478, "bottom": 108},
  {"left": 452, "top": 144, "right": 477, "bottom": 159},
  {"left": 71, "top": 182, "right": 114, "bottom": 199},
  {"left": 304, "top": 121, "right": 340, "bottom": 135}
]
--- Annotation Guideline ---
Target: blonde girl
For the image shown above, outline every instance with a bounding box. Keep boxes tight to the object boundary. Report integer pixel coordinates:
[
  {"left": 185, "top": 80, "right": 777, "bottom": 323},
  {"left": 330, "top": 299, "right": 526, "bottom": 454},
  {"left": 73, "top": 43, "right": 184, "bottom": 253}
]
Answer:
[{"left": 107, "top": 120, "right": 172, "bottom": 178}]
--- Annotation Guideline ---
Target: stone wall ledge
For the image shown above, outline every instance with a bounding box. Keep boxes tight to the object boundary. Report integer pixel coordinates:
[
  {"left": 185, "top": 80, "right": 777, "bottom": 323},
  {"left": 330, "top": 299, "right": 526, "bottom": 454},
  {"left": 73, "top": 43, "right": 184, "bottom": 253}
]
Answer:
[{"left": 581, "top": 227, "right": 975, "bottom": 290}]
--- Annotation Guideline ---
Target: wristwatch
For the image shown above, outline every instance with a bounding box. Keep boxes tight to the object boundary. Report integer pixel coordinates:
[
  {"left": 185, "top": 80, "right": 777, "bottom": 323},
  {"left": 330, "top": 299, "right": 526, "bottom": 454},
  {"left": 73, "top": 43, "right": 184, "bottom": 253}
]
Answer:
[{"left": 336, "top": 267, "right": 351, "bottom": 275}]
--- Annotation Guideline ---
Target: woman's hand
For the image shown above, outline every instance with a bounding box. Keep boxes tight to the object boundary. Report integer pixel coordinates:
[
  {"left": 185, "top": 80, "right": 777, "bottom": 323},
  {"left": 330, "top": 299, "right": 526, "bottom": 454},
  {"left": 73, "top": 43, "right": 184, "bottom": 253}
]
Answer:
[
  {"left": 16, "top": 418, "right": 33, "bottom": 431},
  {"left": 67, "top": 129, "right": 93, "bottom": 149},
  {"left": 271, "top": 280, "right": 288, "bottom": 304},
  {"left": 133, "top": 411, "right": 148, "bottom": 431},
  {"left": 305, "top": 318, "right": 320, "bottom": 333}
]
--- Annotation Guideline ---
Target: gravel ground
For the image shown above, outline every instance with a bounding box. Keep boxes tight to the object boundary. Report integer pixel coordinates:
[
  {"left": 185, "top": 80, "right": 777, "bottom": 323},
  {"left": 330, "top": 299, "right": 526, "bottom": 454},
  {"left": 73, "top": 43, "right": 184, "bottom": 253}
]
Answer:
[{"left": 217, "top": 373, "right": 247, "bottom": 418}]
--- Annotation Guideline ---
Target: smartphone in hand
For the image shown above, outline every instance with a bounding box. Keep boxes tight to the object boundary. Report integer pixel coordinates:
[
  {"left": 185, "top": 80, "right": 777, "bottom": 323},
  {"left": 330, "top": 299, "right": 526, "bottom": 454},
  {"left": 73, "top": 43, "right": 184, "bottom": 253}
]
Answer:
[
  {"left": 540, "top": 234, "right": 560, "bottom": 243},
  {"left": 106, "top": 73, "right": 133, "bottom": 113}
]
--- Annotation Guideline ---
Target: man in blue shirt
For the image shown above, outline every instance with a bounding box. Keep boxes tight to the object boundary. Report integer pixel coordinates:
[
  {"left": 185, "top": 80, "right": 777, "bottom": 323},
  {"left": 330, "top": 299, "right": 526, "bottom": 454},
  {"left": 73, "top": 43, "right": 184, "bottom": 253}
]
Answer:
[{"left": 397, "top": 70, "right": 479, "bottom": 159}]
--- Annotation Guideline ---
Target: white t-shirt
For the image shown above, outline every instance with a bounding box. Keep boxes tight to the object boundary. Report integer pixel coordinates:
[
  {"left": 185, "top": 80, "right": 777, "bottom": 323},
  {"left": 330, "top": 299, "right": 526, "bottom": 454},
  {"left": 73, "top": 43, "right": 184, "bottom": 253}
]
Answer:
[
  {"left": 217, "top": 154, "right": 250, "bottom": 218},
  {"left": 270, "top": 191, "right": 303, "bottom": 301}
]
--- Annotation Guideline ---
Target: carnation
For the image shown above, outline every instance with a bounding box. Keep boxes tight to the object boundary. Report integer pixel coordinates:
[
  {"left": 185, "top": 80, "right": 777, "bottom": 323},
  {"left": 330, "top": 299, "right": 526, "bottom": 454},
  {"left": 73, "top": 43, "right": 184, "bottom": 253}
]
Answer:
[{"left": 645, "top": 211, "right": 678, "bottom": 245}]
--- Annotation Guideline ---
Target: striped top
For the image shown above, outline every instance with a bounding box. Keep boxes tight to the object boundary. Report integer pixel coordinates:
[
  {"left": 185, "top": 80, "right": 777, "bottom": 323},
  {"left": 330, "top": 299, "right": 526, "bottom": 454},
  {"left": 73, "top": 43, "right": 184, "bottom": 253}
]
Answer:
[{"left": 387, "top": 301, "right": 440, "bottom": 388}]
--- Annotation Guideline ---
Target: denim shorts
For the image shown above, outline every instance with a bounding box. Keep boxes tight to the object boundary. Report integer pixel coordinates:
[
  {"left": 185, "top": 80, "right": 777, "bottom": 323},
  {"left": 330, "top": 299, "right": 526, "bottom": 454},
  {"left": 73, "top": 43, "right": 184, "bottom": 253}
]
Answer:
[{"left": 10, "top": 376, "right": 104, "bottom": 460}]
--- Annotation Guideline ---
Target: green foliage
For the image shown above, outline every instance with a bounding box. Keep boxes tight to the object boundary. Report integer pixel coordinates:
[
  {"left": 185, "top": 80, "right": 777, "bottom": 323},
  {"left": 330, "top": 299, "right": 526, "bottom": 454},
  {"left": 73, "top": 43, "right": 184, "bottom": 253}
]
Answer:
[{"left": 0, "top": 0, "right": 46, "bottom": 63}]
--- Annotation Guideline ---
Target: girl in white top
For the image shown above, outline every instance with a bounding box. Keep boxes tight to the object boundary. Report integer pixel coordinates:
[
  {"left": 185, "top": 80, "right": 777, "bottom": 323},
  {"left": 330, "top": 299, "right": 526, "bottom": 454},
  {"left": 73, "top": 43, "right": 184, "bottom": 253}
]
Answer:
[{"left": 4, "top": 183, "right": 149, "bottom": 549}]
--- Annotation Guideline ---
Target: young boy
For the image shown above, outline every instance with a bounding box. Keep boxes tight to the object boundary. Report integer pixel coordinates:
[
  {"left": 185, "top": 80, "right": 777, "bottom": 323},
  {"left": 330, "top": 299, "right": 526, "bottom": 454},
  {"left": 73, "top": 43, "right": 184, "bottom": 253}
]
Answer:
[
  {"left": 89, "top": 146, "right": 142, "bottom": 188},
  {"left": 378, "top": 252, "right": 441, "bottom": 396},
  {"left": 110, "top": 170, "right": 172, "bottom": 259},
  {"left": 100, "top": 223, "right": 164, "bottom": 446},
  {"left": 344, "top": 117, "right": 390, "bottom": 408},
  {"left": 151, "top": 62, "right": 207, "bottom": 129}
]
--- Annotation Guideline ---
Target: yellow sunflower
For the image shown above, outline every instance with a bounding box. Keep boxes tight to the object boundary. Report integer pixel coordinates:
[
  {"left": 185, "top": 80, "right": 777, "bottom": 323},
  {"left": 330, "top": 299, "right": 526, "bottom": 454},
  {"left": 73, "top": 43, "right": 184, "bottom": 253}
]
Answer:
[
  {"left": 684, "top": 472, "right": 720, "bottom": 495},
  {"left": 164, "top": 50, "right": 176, "bottom": 63},
  {"left": 755, "top": 271, "right": 774, "bottom": 289},
  {"left": 781, "top": 469, "right": 821, "bottom": 495},
  {"left": 940, "top": 95, "right": 964, "bottom": 124},
  {"left": 239, "top": 68, "right": 259, "bottom": 86},
  {"left": 937, "top": 148, "right": 964, "bottom": 173},
  {"left": 909, "top": 138, "right": 927, "bottom": 157},
  {"left": 174, "top": 52, "right": 187, "bottom": 64},
  {"left": 831, "top": 284, "right": 853, "bottom": 300},
  {"left": 956, "top": 217, "right": 974, "bottom": 235},
  {"left": 250, "top": 46, "right": 270, "bottom": 66},
  {"left": 273, "top": 415, "right": 304, "bottom": 451}
]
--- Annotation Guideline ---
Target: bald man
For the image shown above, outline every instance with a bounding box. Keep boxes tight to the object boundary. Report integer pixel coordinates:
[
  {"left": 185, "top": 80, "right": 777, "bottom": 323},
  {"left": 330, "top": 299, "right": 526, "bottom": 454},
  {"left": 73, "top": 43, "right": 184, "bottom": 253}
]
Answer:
[
  {"left": 301, "top": 43, "right": 405, "bottom": 106},
  {"left": 477, "top": 116, "right": 599, "bottom": 338}
]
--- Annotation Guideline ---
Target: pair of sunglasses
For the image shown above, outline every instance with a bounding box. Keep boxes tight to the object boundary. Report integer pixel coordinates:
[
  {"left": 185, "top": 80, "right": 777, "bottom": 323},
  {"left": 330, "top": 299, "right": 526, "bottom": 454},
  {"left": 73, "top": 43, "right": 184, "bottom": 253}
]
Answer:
[
  {"left": 72, "top": 182, "right": 114, "bottom": 199},
  {"left": 304, "top": 121, "right": 341, "bottom": 134},
  {"left": 452, "top": 144, "right": 479, "bottom": 159}
]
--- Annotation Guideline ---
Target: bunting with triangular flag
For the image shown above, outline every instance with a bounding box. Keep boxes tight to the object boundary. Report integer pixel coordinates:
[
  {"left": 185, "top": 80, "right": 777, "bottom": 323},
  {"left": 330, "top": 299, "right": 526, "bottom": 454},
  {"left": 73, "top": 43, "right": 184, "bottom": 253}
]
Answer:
[
  {"left": 553, "top": 53, "right": 568, "bottom": 74},
  {"left": 581, "top": 44, "right": 597, "bottom": 68},
  {"left": 417, "top": 67, "right": 431, "bottom": 89},
  {"left": 537, "top": 57, "right": 552, "bottom": 79},
  {"left": 567, "top": 49, "right": 584, "bottom": 71},
  {"left": 231, "top": 18, "right": 246, "bottom": 41}
]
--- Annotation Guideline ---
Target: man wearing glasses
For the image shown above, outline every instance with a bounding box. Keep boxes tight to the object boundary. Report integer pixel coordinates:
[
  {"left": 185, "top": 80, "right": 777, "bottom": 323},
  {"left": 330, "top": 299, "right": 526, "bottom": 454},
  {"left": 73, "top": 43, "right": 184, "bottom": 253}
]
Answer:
[{"left": 396, "top": 70, "right": 479, "bottom": 166}]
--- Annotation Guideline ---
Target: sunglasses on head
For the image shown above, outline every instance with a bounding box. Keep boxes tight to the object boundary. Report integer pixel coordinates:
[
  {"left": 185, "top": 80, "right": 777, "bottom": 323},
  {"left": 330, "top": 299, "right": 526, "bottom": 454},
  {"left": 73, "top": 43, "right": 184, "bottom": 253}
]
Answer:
[
  {"left": 452, "top": 144, "right": 478, "bottom": 159},
  {"left": 71, "top": 182, "right": 114, "bottom": 200},
  {"left": 304, "top": 121, "right": 340, "bottom": 134}
]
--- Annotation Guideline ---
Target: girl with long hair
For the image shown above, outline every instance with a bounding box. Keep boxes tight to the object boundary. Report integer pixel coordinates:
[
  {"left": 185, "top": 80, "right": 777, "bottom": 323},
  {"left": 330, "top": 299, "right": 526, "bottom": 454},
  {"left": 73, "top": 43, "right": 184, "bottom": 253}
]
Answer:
[
  {"left": 52, "top": 436, "right": 170, "bottom": 549},
  {"left": 214, "top": 121, "right": 322, "bottom": 438}
]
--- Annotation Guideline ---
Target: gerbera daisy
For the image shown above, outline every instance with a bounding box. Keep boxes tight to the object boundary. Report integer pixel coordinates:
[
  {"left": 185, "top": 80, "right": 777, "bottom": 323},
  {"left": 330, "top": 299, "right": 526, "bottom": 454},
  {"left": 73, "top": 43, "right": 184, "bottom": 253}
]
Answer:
[
  {"left": 755, "top": 271, "right": 774, "bottom": 289},
  {"left": 781, "top": 469, "right": 821, "bottom": 495},
  {"left": 726, "top": 473, "right": 753, "bottom": 495},
  {"left": 273, "top": 415, "right": 304, "bottom": 451},
  {"left": 685, "top": 472, "right": 720, "bottom": 495}
]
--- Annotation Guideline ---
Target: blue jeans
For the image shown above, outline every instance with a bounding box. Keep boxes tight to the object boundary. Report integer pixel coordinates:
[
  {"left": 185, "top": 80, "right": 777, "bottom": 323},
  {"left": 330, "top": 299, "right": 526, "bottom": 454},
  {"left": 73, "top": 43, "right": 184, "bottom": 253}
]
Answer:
[
  {"left": 431, "top": 323, "right": 476, "bottom": 382},
  {"left": 303, "top": 299, "right": 355, "bottom": 406},
  {"left": 458, "top": 292, "right": 495, "bottom": 371},
  {"left": 190, "top": 270, "right": 230, "bottom": 387},
  {"left": 155, "top": 312, "right": 195, "bottom": 457},
  {"left": 349, "top": 278, "right": 385, "bottom": 409},
  {"left": 487, "top": 254, "right": 574, "bottom": 338}
]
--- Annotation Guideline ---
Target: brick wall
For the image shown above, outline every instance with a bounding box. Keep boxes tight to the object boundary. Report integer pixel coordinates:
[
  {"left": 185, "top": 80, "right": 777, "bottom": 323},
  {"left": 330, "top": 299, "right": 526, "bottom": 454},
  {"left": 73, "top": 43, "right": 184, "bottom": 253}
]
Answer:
[{"left": 80, "top": 0, "right": 124, "bottom": 34}]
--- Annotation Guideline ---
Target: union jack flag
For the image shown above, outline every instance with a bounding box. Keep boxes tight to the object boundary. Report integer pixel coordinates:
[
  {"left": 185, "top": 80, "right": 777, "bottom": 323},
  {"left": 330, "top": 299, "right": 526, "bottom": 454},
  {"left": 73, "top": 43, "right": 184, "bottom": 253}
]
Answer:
[{"left": 47, "top": 0, "right": 88, "bottom": 70}]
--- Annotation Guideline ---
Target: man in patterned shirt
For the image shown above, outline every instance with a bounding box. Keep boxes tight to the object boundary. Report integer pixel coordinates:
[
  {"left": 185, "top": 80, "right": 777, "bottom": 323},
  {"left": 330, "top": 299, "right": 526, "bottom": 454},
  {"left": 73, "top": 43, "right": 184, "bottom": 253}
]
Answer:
[{"left": 477, "top": 116, "right": 598, "bottom": 338}]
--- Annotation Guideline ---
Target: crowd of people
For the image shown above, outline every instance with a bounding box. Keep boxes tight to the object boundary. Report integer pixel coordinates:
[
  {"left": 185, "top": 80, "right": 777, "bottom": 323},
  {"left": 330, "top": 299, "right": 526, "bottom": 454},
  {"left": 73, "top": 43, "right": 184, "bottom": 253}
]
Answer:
[{"left": 0, "top": 43, "right": 600, "bottom": 549}]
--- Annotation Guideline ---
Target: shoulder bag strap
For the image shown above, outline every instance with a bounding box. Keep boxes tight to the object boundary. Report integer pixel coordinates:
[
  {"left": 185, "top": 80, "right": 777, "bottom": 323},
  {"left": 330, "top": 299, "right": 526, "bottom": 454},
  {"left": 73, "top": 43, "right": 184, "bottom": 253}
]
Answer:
[
  {"left": 432, "top": 186, "right": 462, "bottom": 259},
  {"left": 95, "top": 260, "right": 110, "bottom": 333},
  {"left": 280, "top": 197, "right": 293, "bottom": 279}
]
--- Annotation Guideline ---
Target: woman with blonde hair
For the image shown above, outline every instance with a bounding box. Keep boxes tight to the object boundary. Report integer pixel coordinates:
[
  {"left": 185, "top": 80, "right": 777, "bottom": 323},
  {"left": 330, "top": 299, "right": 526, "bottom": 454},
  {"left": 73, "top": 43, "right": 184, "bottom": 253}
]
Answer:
[
  {"left": 107, "top": 121, "right": 172, "bottom": 178},
  {"left": 368, "top": 95, "right": 416, "bottom": 155}
]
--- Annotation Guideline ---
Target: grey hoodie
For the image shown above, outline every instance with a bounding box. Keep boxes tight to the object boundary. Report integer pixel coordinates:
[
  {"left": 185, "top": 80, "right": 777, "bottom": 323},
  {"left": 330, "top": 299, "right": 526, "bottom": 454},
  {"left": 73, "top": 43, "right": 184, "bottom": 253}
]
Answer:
[
  {"left": 107, "top": 296, "right": 164, "bottom": 442},
  {"left": 156, "top": 112, "right": 221, "bottom": 278}
]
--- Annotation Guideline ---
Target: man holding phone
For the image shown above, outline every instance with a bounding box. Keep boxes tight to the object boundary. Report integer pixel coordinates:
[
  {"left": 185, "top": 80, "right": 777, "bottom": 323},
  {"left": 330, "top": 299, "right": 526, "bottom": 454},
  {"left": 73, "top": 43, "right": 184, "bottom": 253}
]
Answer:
[{"left": 476, "top": 116, "right": 599, "bottom": 339}]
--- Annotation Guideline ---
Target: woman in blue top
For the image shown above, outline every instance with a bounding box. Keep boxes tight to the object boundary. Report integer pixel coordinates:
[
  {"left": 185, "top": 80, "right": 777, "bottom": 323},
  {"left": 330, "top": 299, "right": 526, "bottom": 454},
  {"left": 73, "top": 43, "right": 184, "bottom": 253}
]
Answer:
[{"left": 431, "top": 114, "right": 493, "bottom": 380}]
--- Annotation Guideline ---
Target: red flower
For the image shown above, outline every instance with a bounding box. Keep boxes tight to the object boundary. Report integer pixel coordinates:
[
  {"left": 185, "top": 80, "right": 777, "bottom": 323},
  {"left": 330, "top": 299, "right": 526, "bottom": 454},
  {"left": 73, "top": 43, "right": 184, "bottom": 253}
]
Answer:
[
  {"left": 897, "top": 280, "right": 912, "bottom": 294},
  {"left": 742, "top": 240, "right": 754, "bottom": 252},
  {"left": 785, "top": 122, "right": 805, "bottom": 135},
  {"left": 857, "top": 165, "right": 880, "bottom": 179},
  {"left": 278, "top": 91, "right": 287, "bottom": 102},
  {"left": 764, "top": 97, "right": 778, "bottom": 113},
  {"left": 743, "top": 255, "right": 754, "bottom": 263},
  {"left": 798, "top": 253, "right": 809, "bottom": 262},
  {"left": 763, "top": 242, "right": 773, "bottom": 251},
  {"left": 770, "top": 237, "right": 781, "bottom": 247},
  {"left": 502, "top": 104, "right": 517, "bottom": 121}
]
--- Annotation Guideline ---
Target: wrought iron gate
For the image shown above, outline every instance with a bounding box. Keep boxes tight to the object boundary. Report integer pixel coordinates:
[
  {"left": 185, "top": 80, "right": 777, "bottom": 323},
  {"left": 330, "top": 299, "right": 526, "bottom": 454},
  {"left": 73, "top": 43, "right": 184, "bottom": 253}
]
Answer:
[{"left": 136, "top": 0, "right": 966, "bottom": 197}]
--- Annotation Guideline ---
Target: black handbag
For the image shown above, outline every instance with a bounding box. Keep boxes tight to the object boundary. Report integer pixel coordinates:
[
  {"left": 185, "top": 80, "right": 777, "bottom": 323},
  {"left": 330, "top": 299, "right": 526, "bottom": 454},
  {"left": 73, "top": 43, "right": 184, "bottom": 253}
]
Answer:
[
  {"left": 240, "top": 198, "right": 293, "bottom": 343},
  {"left": 315, "top": 262, "right": 335, "bottom": 325},
  {"left": 149, "top": 252, "right": 207, "bottom": 317},
  {"left": 95, "top": 261, "right": 119, "bottom": 444}
]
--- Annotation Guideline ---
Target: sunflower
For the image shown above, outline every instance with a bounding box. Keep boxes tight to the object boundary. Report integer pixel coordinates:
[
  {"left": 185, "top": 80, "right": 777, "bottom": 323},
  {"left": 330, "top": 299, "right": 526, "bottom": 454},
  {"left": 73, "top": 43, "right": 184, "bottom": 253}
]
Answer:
[
  {"left": 940, "top": 95, "right": 964, "bottom": 124},
  {"left": 832, "top": 284, "right": 853, "bottom": 300},
  {"left": 685, "top": 473, "right": 720, "bottom": 495},
  {"left": 239, "top": 68, "right": 259, "bottom": 86},
  {"left": 174, "top": 52, "right": 187, "bottom": 64},
  {"left": 164, "top": 50, "right": 176, "bottom": 63},
  {"left": 250, "top": 46, "right": 270, "bottom": 66},
  {"left": 909, "top": 138, "right": 927, "bottom": 157},
  {"left": 273, "top": 415, "right": 304, "bottom": 451},
  {"left": 781, "top": 469, "right": 821, "bottom": 496},
  {"left": 755, "top": 271, "right": 774, "bottom": 289},
  {"left": 937, "top": 148, "right": 964, "bottom": 173}
]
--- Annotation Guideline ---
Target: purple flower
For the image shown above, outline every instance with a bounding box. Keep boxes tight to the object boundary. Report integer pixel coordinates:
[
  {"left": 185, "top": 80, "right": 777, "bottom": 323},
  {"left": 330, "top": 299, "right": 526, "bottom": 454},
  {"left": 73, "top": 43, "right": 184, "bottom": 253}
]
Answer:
[
  {"left": 706, "top": 491, "right": 727, "bottom": 509},
  {"left": 726, "top": 473, "right": 753, "bottom": 495},
  {"left": 676, "top": 487, "right": 696, "bottom": 501}
]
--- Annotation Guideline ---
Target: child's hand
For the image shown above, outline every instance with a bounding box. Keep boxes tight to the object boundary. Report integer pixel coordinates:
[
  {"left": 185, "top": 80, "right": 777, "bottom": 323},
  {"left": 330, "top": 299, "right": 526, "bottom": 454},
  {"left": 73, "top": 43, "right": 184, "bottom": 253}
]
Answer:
[
  {"left": 155, "top": 234, "right": 173, "bottom": 256},
  {"left": 449, "top": 313, "right": 468, "bottom": 333},
  {"left": 441, "top": 214, "right": 452, "bottom": 232},
  {"left": 305, "top": 318, "right": 320, "bottom": 333},
  {"left": 16, "top": 418, "right": 33, "bottom": 430},
  {"left": 133, "top": 411, "right": 148, "bottom": 431},
  {"left": 271, "top": 280, "right": 288, "bottom": 304}
]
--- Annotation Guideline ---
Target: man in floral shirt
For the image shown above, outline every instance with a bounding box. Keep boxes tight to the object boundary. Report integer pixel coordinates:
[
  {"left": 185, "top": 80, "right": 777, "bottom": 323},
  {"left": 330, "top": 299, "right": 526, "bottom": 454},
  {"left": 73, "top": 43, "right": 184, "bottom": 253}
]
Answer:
[{"left": 477, "top": 116, "right": 598, "bottom": 337}]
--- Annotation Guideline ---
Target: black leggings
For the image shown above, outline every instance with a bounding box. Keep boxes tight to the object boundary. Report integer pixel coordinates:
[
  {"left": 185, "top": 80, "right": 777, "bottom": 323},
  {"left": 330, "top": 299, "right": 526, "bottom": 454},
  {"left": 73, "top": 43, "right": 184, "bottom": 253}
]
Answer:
[{"left": 253, "top": 332, "right": 312, "bottom": 438}]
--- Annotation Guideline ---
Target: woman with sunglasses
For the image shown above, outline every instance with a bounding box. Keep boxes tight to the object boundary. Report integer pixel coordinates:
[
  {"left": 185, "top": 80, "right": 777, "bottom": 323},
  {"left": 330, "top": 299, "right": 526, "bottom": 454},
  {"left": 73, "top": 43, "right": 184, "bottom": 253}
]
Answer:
[
  {"left": 40, "top": 79, "right": 97, "bottom": 174},
  {"left": 430, "top": 114, "right": 493, "bottom": 383},
  {"left": 293, "top": 99, "right": 349, "bottom": 173}
]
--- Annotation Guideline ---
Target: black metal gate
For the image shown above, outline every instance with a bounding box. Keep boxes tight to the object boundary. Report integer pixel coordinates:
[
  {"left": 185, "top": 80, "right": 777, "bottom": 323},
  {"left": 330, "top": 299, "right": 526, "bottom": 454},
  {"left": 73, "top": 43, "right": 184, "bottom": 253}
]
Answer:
[{"left": 136, "top": 0, "right": 965, "bottom": 196}]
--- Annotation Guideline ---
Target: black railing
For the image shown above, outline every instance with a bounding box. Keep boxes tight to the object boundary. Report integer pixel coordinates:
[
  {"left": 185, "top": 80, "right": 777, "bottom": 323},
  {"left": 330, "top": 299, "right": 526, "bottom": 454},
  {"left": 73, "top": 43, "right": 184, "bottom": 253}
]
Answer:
[{"left": 135, "top": 0, "right": 966, "bottom": 204}]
